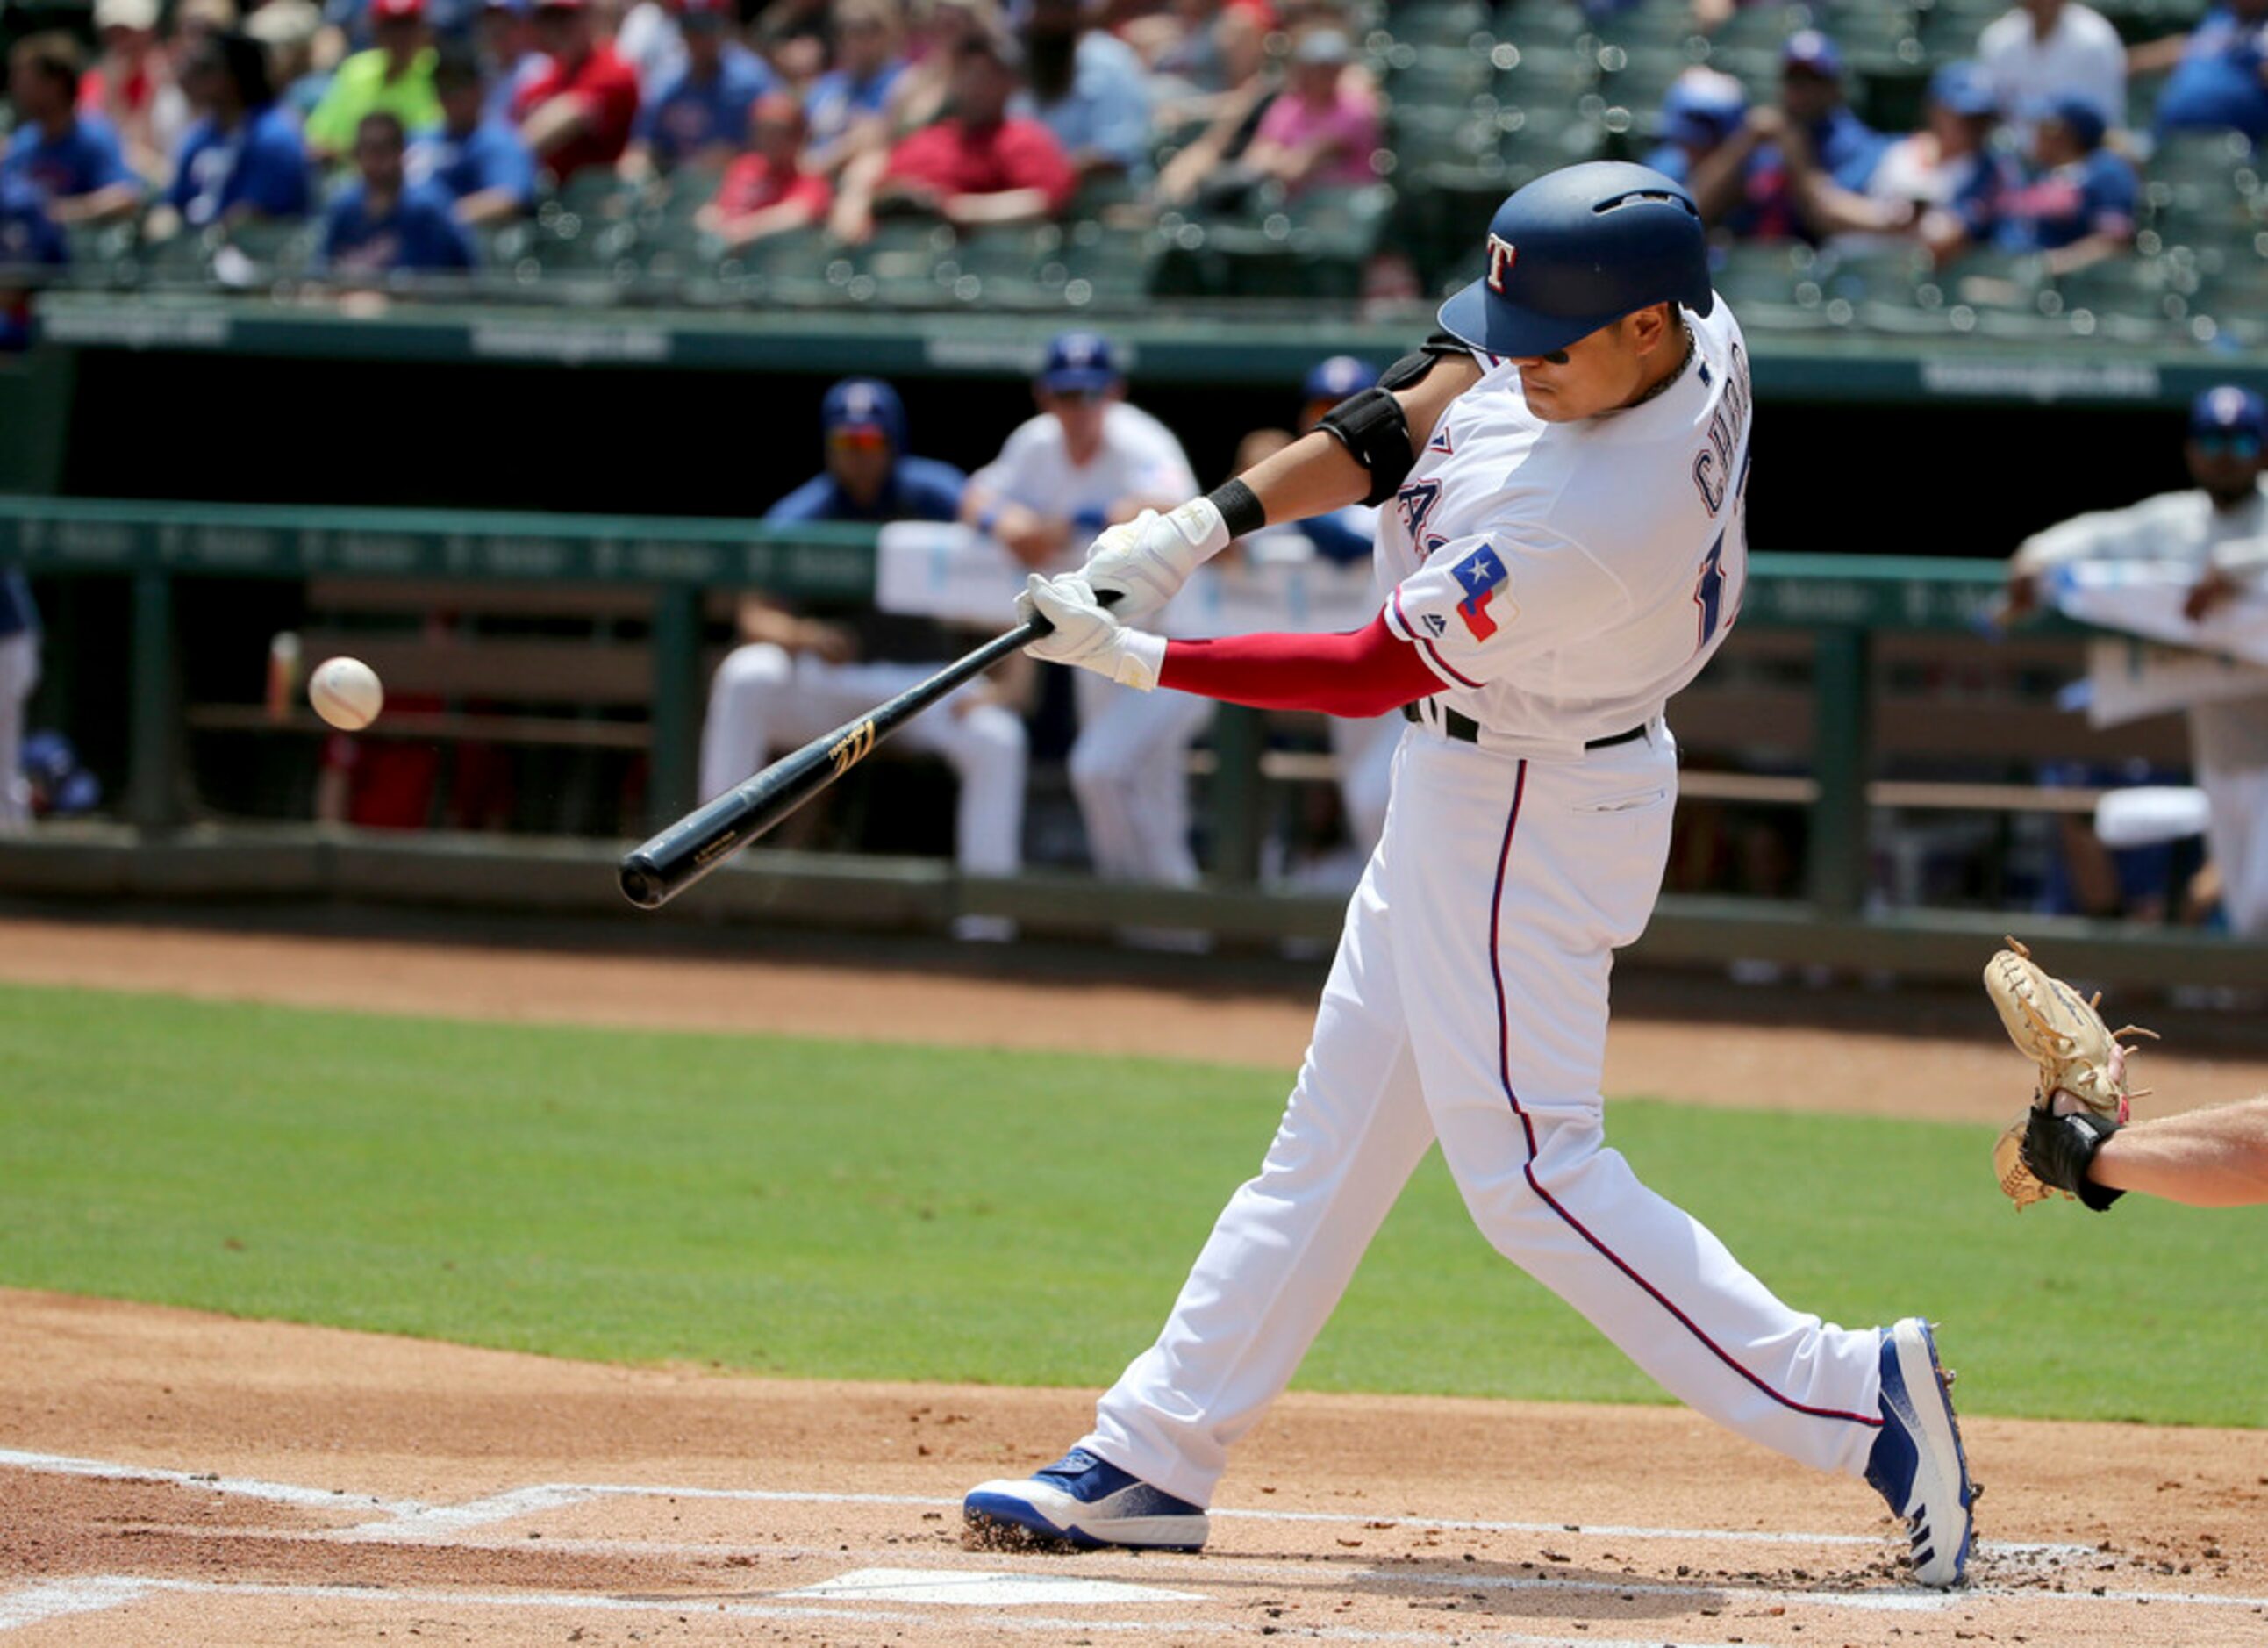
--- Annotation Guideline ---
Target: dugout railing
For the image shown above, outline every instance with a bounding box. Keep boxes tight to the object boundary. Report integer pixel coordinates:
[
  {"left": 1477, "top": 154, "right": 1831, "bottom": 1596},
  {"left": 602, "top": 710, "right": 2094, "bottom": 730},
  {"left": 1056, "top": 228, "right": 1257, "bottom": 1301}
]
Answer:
[{"left": 2, "top": 494, "right": 2260, "bottom": 986}]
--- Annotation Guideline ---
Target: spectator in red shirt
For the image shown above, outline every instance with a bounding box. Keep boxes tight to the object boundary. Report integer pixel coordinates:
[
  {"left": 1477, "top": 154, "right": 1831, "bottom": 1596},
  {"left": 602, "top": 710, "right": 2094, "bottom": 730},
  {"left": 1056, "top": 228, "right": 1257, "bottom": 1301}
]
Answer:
[
  {"left": 512, "top": 0, "right": 640, "bottom": 183},
  {"left": 828, "top": 28, "right": 1072, "bottom": 243},
  {"left": 697, "top": 90, "right": 832, "bottom": 245}
]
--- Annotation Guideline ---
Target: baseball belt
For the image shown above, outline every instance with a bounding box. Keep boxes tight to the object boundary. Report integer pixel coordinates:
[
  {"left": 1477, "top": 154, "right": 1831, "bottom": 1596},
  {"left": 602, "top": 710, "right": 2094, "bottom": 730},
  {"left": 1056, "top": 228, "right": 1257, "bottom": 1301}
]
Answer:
[{"left": 1402, "top": 703, "right": 1649, "bottom": 751}]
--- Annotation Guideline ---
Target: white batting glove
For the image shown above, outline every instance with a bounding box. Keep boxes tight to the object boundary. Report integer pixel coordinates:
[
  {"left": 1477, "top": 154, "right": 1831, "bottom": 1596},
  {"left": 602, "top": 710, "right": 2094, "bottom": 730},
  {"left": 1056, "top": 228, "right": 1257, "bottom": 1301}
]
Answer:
[
  {"left": 1078, "top": 498, "right": 1231, "bottom": 626},
  {"left": 1017, "top": 573, "right": 1166, "bottom": 690}
]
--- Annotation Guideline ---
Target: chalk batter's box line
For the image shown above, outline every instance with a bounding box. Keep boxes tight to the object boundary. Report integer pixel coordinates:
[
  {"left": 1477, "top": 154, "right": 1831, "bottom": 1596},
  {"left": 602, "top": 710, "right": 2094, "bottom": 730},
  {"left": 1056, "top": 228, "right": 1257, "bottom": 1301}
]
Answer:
[
  {"left": 13, "top": 1447, "right": 2268, "bottom": 1623},
  {"left": 0, "top": 1575, "right": 1740, "bottom": 1648}
]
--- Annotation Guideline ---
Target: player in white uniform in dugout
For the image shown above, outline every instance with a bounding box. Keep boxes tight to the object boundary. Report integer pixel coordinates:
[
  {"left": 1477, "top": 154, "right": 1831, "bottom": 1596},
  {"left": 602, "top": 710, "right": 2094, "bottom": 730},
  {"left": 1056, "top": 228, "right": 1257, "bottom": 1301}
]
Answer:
[
  {"left": 2004, "top": 386, "right": 2268, "bottom": 936},
  {"left": 959, "top": 332, "right": 1212, "bottom": 892},
  {"left": 962, "top": 163, "right": 1978, "bottom": 1588}
]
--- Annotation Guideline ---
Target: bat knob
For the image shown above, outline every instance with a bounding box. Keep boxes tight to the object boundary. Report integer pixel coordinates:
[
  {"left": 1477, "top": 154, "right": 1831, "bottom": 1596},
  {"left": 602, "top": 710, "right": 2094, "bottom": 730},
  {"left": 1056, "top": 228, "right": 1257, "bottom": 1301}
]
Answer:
[{"left": 619, "top": 856, "right": 669, "bottom": 909}]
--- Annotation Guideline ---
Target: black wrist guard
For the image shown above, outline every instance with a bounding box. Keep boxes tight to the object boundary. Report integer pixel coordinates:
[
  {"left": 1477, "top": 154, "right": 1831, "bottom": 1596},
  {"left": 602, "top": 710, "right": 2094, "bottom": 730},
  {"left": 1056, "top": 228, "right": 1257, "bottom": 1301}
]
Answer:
[
  {"left": 2022, "top": 1107, "right": 2126, "bottom": 1211},
  {"left": 1317, "top": 386, "right": 1415, "bottom": 506},
  {"left": 1206, "top": 476, "right": 1266, "bottom": 539}
]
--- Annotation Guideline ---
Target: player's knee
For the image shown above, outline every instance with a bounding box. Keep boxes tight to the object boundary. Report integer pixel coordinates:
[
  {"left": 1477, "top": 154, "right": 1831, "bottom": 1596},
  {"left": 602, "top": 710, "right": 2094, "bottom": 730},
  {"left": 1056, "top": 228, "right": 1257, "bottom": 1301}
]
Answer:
[
  {"left": 1069, "top": 737, "right": 1134, "bottom": 793},
  {"left": 957, "top": 705, "right": 1027, "bottom": 770}
]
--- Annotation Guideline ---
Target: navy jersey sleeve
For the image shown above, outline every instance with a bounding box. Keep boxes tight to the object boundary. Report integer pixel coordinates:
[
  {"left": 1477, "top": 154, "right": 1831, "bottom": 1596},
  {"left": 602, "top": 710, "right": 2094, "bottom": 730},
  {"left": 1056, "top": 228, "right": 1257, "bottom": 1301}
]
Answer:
[
  {"left": 764, "top": 474, "right": 842, "bottom": 522},
  {"left": 897, "top": 455, "right": 970, "bottom": 521}
]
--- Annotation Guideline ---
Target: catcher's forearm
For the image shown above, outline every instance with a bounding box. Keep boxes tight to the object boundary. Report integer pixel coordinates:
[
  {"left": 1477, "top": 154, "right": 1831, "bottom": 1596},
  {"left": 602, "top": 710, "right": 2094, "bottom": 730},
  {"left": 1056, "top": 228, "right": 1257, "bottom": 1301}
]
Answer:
[{"left": 2090, "top": 1099, "right": 2268, "bottom": 1207}]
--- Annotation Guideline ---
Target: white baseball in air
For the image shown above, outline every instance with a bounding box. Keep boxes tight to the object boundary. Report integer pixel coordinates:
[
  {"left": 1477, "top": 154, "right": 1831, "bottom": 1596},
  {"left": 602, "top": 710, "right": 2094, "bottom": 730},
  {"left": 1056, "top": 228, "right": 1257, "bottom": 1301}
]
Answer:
[{"left": 309, "top": 656, "right": 383, "bottom": 732}]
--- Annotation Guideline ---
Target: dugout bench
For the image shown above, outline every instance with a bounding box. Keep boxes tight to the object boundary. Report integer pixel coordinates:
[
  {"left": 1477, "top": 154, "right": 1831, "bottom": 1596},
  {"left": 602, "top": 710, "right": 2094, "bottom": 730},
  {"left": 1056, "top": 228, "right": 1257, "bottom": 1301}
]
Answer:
[{"left": 0, "top": 496, "right": 2249, "bottom": 977}]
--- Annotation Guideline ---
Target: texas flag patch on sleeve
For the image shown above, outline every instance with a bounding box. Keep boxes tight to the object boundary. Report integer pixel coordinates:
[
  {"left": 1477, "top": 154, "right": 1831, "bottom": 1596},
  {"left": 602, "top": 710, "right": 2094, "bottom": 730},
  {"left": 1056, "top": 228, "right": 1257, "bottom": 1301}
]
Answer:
[{"left": 1449, "top": 545, "right": 1511, "bottom": 640}]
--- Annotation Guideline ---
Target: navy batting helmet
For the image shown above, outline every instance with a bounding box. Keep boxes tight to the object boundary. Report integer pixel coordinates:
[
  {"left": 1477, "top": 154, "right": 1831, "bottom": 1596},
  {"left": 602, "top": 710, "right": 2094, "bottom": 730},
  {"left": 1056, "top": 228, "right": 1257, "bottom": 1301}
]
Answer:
[{"left": 1438, "top": 161, "right": 1715, "bottom": 359}]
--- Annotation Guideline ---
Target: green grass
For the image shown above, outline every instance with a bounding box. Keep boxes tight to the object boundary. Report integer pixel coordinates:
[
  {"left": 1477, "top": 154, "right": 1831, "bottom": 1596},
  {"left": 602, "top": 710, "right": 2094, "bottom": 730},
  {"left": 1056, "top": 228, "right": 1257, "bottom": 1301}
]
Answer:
[{"left": 3, "top": 982, "right": 2262, "bottom": 1427}]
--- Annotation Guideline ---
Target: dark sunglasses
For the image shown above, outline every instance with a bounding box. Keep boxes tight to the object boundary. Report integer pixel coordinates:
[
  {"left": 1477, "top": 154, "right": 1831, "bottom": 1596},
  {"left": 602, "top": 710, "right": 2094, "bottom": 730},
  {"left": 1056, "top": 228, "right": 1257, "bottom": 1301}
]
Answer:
[{"left": 2195, "top": 433, "right": 2264, "bottom": 459}]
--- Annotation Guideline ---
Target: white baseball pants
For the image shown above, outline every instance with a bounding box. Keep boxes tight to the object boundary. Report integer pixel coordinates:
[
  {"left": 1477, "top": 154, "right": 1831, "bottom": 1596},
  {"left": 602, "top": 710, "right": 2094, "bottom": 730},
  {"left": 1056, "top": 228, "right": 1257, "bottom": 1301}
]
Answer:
[
  {"left": 1328, "top": 712, "right": 1399, "bottom": 853},
  {"left": 1084, "top": 724, "right": 1885, "bottom": 1507},
  {"left": 698, "top": 644, "right": 1027, "bottom": 878},
  {"left": 2198, "top": 759, "right": 2268, "bottom": 937},
  {"left": 0, "top": 631, "right": 39, "bottom": 831},
  {"left": 1070, "top": 671, "right": 1215, "bottom": 885}
]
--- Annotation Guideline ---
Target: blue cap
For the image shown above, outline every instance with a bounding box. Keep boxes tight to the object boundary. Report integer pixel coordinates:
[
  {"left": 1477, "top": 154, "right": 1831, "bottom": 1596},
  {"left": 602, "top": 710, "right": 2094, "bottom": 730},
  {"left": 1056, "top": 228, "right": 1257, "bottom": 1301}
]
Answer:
[
  {"left": 2041, "top": 93, "right": 2107, "bottom": 150},
  {"left": 820, "top": 376, "right": 905, "bottom": 448},
  {"left": 1040, "top": 330, "right": 1122, "bottom": 392},
  {"left": 1928, "top": 61, "right": 1998, "bottom": 119},
  {"left": 1658, "top": 68, "right": 1747, "bottom": 148},
  {"left": 2191, "top": 384, "right": 2267, "bottom": 440},
  {"left": 1438, "top": 161, "right": 1714, "bottom": 360},
  {"left": 1304, "top": 355, "right": 1378, "bottom": 401},
  {"left": 1782, "top": 29, "right": 1843, "bottom": 78}
]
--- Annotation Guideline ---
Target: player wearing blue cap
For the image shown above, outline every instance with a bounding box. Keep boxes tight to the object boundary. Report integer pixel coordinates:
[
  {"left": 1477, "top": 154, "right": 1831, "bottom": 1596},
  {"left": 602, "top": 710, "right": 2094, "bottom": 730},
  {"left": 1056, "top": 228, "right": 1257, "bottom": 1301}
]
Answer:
[
  {"left": 965, "top": 161, "right": 1975, "bottom": 1589},
  {"left": 2007, "top": 385, "right": 2268, "bottom": 935},
  {"left": 1994, "top": 93, "right": 2136, "bottom": 274},
  {"left": 701, "top": 379, "right": 1024, "bottom": 928},
  {"left": 961, "top": 332, "right": 1209, "bottom": 898},
  {"left": 0, "top": 569, "right": 37, "bottom": 828}
]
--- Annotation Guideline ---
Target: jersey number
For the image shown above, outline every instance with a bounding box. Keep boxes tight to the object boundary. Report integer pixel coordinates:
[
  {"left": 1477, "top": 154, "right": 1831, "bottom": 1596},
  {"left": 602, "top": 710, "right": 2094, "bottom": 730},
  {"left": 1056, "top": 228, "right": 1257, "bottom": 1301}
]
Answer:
[
  {"left": 1692, "top": 451, "right": 1750, "bottom": 653},
  {"left": 1695, "top": 536, "right": 1728, "bottom": 648}
]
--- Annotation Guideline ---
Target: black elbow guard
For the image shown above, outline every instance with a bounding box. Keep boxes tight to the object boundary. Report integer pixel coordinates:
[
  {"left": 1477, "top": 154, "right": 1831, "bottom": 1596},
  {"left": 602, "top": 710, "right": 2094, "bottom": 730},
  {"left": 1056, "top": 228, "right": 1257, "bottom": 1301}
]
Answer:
[{"left": 1317, "top": 385, "right": 1415, "bottom": 507}]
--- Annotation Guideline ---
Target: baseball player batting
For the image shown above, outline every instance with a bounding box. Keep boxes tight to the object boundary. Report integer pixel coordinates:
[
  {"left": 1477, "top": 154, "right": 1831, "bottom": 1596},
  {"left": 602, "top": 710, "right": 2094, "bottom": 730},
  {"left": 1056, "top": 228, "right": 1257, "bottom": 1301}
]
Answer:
[{"left": 962, "top": 161, "right": 1977, "bottom": 1588}]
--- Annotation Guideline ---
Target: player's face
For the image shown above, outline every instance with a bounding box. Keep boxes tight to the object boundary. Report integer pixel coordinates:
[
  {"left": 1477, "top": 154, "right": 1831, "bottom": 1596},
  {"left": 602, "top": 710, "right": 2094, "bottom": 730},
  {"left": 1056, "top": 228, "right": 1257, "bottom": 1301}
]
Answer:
[
  {"left": 827, "top": 428, "right": 895, "bottom": 504},
  {"left": 1508, "top": 309, "right": 1666, "bottom": 423},
  {"left": 1040, "top": 384, "right": 1113, "bottom": 455},
  {"left": 2187, "top": 432, "right": 2264, "bottom": 505}
]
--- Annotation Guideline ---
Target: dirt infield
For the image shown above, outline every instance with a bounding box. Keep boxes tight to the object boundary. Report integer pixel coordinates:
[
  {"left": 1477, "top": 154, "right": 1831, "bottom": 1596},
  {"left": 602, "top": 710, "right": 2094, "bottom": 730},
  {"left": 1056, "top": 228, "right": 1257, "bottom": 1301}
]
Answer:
[
  {"left": 6, "top": 912, "right": 2268, "bottom": 1645},
  {"left": 5, "top": 1291, "right": 2267, "bottom": 1647}
]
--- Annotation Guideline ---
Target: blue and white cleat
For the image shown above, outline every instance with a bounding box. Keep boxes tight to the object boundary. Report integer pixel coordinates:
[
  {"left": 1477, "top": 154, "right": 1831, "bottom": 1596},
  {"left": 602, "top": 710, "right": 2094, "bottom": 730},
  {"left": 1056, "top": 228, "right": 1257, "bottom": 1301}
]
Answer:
[
  {"left": 1865, "top": 1317, "right": 1976, "bottom": 1587},
  {"left": 962, "top": 1448, "right": 1209, "bottom": 1553}
]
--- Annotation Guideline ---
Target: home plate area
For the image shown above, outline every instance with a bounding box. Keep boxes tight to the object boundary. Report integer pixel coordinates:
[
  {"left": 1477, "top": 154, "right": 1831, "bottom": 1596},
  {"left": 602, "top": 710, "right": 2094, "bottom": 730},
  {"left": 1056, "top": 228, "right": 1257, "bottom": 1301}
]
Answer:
[{"left": 6, "top": 1450, "right": 2268, "bottom": 1647}]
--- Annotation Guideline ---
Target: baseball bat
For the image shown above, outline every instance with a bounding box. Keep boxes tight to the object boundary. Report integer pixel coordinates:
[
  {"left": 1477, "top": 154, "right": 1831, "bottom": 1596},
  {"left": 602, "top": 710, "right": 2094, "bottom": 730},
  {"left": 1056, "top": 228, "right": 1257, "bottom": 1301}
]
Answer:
[{"left": 618, "top": 591, "right": 1109, "bottom": 910}]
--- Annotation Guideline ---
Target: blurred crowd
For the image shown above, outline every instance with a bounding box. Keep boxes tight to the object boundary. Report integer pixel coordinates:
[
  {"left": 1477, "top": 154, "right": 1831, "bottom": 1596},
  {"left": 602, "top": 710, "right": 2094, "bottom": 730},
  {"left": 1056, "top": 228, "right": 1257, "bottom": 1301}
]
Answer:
[
  {"left": 0, "top": 0, "right": 2256, "bottom": 287},
  {"left": 0, "top": 0, "right": 1389, "bottom": 278}
]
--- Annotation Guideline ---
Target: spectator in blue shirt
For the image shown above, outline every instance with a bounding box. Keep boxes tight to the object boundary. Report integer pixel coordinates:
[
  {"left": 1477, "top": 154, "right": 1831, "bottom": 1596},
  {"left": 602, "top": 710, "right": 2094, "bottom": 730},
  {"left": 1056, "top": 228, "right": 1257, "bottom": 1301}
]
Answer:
[
  {"left": 1643, "top": 66, "right": 1749, "bottom": 190},
  {"left": 622, "top": 0, "right": 777, "bottom": 180},
  {"left": 0, "top": 174, "right": 66, "bottom": 350},
  {"left": 161, "top": 32, "right": 313, "bottom": 231},
  {"left": 2144, "top": 0, "right": 2268, "bottom": 140},
  {"left": 4, "top": 34, "right": 142, "bottom": 225},
  {"left": 769, "top": 376, "right": 969, "bottom": 524},
  {"left": 318, "top": 110, "right": 478, "bottom": 275},
  {"left": 1796, "top": 62, "right": 2020, "bottom": 265},
  {"left": 411, "top": 42, "right": 538, "bottom": 223},
  {"left": 1689, "top": 32, "right": 1889, "bottom": 241},
  {"left": 1996, "top": 94, "right": 2138, "bottom": 274},
  {"left": 1014, "top": 0, "right": 1154, "bottom": 183},
  {"left": 805, "top": 0, "right": 907, "bottom": 176}
]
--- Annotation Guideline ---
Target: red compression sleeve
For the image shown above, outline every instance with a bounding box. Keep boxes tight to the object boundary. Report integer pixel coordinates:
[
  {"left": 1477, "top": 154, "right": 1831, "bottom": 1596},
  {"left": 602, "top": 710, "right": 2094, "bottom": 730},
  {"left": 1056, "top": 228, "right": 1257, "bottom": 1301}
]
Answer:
[{"left": 1159, "top": 613, "right": 1443, "bottom": 717}]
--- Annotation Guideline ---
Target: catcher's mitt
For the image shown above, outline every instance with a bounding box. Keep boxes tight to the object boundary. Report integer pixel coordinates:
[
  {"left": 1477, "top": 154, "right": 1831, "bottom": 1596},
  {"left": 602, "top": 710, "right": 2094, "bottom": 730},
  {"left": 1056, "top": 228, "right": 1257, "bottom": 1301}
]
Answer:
[{"left": 1984, "top": 936, "right": 2155, "bottom": 1209}]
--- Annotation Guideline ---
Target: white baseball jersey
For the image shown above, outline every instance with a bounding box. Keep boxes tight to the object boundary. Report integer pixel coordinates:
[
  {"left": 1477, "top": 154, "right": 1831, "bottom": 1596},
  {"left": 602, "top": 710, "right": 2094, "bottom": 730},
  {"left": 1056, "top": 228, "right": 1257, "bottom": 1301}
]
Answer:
[
  {"left": 969, "top": 402, "right": 1198, "bottom": 540},
  {"left": 2017, "top": 472, "right": 2268, "bottom": 931},
  {"left": 1377, "top": 298, "right": 1753, "bottom": 756},
  {"left": 973, "top": 398, "right": 1211, "bottom": 892}
]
